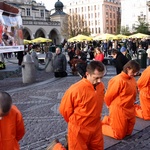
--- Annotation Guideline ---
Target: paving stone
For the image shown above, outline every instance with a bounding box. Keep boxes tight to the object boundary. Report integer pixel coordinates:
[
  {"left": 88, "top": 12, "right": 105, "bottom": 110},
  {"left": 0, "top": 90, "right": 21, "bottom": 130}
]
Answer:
[{"left": 1, "top": 60, "right": 150, "bottom": 150}]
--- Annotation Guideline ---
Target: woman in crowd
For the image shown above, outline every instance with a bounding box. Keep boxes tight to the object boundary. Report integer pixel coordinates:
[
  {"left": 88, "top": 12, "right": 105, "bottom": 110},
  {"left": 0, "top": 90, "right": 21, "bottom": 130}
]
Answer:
[{"left": 93, "top": 47, "right": 104, "bottom": 62}]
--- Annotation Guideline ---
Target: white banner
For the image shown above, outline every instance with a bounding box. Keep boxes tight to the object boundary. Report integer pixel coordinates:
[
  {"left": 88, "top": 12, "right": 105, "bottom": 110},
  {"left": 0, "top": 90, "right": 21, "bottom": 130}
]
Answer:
[
  {"left": 0, "top": 3, "right": 24, "bottom": 53},
  {"left": 0, "top": 45, "right": 24, "bottom": 53}
]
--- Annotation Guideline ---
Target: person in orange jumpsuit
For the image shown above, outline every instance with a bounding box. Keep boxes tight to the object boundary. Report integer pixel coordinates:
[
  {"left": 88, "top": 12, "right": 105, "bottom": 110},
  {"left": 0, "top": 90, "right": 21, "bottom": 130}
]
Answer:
[
  {"left": 102, "top": 60, "right": 140, "bottom": 140},
  {"left": 0, "top": 91, "right": 25, "bottom": 150},
  {"left": 59, "top": 61, "right": 106, "bottom": 150},
  {"left": 135, "top": 66, "right": 150, "bottom": 120}
]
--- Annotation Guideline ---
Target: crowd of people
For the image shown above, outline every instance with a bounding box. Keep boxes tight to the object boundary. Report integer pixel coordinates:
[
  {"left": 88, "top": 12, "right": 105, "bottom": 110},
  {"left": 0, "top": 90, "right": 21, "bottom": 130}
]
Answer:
[{"left": 1, "top": 37, "right": 150, "bottom": 150}]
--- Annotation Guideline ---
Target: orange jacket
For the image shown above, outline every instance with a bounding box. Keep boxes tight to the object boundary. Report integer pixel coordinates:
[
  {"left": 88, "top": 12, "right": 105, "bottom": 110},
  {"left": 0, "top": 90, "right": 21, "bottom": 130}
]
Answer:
[
  {"left": 59, "top": 78, "right": 105, "bottom": 128},
  {"left": 0, "top": 105, "right": 25, "bottom": 150},
  {"left": 105, "top": 72, "right": 137, "bottom": 118}
]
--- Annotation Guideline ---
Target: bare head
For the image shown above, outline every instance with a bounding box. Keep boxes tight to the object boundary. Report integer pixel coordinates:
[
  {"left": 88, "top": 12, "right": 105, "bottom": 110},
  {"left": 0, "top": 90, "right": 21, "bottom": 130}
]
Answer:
[
  {"left": 111, "top": 49, "right": 118, "bottom": 58},
  {"left": 55, "top": 47, "right": 61, "bottom": 54},
  {"left": 86, "top": 61, "right": 106, "bottom": 86},
  {"left": 0, "top": 91, "right": 12, "bottom": 117}
]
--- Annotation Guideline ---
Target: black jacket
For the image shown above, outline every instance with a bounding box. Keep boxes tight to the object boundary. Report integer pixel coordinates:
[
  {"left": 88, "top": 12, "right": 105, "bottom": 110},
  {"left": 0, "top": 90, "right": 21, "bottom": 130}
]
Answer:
[{"left": 114, "top": 52, "right": 129, "bottom": 74}]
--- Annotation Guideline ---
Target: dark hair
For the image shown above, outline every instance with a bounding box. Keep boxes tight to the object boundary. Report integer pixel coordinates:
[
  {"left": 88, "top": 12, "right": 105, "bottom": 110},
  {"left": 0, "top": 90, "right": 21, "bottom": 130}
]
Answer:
[
  {"left": 86, "top": 61, "right": 105, "bottom": 74},
  {"left": 123, "top": 60, "right": 140, "bottom": 73},
  {"left": 0, "top": 91, "right": 12, "bottom": 114},
  {"left": 111, "top": 49, "right": 119, "bottom": 55}
]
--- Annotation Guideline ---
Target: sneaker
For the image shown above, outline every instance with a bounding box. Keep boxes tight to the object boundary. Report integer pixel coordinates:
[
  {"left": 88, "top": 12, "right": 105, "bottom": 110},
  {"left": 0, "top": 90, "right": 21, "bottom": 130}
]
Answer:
[{"left": 46, "top": 139, "right": 59, "bottom": 150}]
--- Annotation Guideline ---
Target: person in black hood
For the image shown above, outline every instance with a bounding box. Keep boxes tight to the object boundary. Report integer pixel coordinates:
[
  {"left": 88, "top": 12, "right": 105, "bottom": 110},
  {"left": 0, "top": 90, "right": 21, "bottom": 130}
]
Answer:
[{"left": 111, "top": 49, "right": 129, "bottom": 74}]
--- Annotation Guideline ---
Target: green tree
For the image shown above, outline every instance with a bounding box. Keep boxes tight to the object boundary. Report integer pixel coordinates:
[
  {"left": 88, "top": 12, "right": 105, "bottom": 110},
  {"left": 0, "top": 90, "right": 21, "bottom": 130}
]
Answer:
[
  {"left": 133, "top": 18, "right": 149, "bottom": 34},
  {"left": 120, "top": 26, "right": 131, "bottom": 35}
]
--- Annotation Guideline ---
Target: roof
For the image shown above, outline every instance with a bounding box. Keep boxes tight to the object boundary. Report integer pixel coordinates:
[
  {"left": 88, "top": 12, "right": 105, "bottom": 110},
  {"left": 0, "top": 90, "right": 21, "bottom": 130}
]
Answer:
[{"left": 51, "top": 11, "right": 66, "bottom": 16}]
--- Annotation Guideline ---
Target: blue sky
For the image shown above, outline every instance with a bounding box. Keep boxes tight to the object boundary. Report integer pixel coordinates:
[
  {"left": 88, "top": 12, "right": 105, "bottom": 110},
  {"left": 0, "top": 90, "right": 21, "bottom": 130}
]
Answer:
[{"left": 35, "top": 0, "right": 69, "bottom": 10}]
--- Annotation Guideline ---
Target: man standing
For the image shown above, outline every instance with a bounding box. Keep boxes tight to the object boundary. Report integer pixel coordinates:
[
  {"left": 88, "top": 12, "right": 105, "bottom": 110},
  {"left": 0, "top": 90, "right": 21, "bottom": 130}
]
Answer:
[
  {"left": 59, "top": 61, "right": 106, "bottom": 150},
  {"left": 53, "top": 47, "right": 67, "bottom": 78},
  {"left": 0, "top": 91, "right": 25, "bottom": 150}
]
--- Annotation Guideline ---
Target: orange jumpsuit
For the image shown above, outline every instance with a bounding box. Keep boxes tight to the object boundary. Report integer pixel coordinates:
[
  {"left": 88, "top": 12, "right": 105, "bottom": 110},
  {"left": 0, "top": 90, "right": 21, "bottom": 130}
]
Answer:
[
  {"left": 0, "top": 105, "right": 25, "bottom": 150},
  {"left": 135, "top": 66, "right": 150, "bottom": 120},
  {"left": 102, "top": 72, "right": 137, "bottom": 140},
  {"left": 59, "top": 78, "right": 105, "bottom": 150}
]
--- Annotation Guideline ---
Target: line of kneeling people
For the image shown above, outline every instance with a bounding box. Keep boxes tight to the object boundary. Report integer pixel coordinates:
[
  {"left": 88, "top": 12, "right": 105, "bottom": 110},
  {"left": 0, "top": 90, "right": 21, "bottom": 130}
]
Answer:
[{"left": 1, "top": 59, "right": 150, "bottom": 150}]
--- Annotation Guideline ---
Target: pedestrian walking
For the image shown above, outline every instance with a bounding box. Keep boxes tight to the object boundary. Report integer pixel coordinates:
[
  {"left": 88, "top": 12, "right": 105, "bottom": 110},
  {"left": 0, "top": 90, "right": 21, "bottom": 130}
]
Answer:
[
  {"left": 135, "top": 66, "right": 150, "bottom": 120},
  {"left": 59, "top": 61, "right": 106, "bottom": 150},
  {"left": 102, "top": 60, "right": 140, "bottom": 140},
  {"left": 0, "top": 91, "right": 25, "bottom": 150},
  {"left": 53, "top": 47, "right": 67, "bottom": 78}
]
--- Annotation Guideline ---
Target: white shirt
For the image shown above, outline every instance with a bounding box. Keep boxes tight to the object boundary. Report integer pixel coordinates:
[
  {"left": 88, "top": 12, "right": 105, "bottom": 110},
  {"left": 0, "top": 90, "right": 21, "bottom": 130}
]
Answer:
[{"left": 146, "top": 48, "right": 150, "bottom": 58}]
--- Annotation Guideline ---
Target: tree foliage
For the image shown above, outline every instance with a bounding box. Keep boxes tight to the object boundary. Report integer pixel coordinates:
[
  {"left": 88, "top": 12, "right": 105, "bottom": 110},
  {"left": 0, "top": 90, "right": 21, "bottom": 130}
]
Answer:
[
  {"left": 62, "top": 13, "right": 90, "bottom": 38},
  {"left": 120, "top": 26, "right": 131, "bottom": 35},
  {"left": 133, "top": 18, "right": 149, "bottom": 34}
]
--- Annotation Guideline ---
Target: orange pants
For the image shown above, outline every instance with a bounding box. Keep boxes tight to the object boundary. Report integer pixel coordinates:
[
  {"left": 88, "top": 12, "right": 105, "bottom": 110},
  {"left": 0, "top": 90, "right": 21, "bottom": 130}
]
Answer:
[
  {"left": 102, "top": 114, "right": 135, "bottom": 140},
  {"left": 135, "top": 103, "right": 150, "bottom": 120},
  {"left": 68, "top": 123, "right": 104, "bottom": 150},
  {"left": 53, "top": 143, "right": 66, "bottom": 150}
]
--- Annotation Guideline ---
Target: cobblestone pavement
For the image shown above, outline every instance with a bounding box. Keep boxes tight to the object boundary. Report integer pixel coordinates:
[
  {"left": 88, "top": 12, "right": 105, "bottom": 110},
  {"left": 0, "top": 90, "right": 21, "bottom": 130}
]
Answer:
[{"left": 1, "top": 61, "right": 150, "bottom": 150}]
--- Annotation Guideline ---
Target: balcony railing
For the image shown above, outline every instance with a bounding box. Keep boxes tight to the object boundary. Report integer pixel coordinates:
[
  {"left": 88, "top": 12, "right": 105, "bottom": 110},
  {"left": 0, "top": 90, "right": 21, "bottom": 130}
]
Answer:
[{"left": 22, "top": 20, "right": 61, "bottom": 26}]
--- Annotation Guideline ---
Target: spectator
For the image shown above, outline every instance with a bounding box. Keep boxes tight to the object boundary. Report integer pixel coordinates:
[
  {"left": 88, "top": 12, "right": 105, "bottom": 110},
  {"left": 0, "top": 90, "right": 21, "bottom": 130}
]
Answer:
[
  {"left": 146, "top": 45, "right": 150, "bottom": 65},
  {"left": 70, "top": 49, "right": 87, "bottom": 78},
  {"left": 53, "top": 47, "right": 67, "bottom": 78},
  {"left": 0, "top": 91, "right": 25, "bottom": 149},
  {"left": 111, "top": 49, "right": 129, "bottom": 74},
  {"left": 102, "top": 60, "right": 140, "bottom": 140},
  {"left": 59, "top": 61, "right": 106, "bottom": 150},
  {"left": 93, "top": 47, "right": 104, "bottom": 62},
  {"left": 135, "top": 66, "right": 150, "bottom": 120},
  {"left": 67, "top": 46, "right": 75, "bottom": 68},
  {"left": 120, "top": 46, "right": 132, "bottom": 60}
]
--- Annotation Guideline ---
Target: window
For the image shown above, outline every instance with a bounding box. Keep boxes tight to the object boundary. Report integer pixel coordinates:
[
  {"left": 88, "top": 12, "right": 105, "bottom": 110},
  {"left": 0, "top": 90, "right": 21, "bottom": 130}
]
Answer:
[
  {"left": 110, "top": 13, "right": 112, "bottom": 18},
  {"left": 99, "top": 27, "right": 101, "bottom": 33},
  {"left": 40, "top": 10, "right": 44, "bottom": 17},
  {"left": 95, "top": 28, "right": 97, "bottom": 33},
  {"left": 26, "top": 8, "right": 31, "bottom": 16},
  {"left": 110, "top": 20, "right": 112, "bottom": 25}
]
